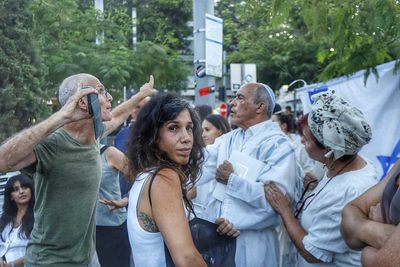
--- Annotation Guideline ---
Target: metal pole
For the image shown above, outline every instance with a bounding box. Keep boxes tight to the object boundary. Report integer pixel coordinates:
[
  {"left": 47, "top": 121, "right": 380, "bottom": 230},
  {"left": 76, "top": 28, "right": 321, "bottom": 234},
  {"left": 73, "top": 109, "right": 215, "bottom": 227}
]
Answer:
[
  {"left": 193, "top": 0, "right": 216, "bottom": 107},
  {"left": 94, "top": 0, "right": 104, "bottom": 45},
  {"left": 288, "top": 79, "right": 307, "bottom": 119}
]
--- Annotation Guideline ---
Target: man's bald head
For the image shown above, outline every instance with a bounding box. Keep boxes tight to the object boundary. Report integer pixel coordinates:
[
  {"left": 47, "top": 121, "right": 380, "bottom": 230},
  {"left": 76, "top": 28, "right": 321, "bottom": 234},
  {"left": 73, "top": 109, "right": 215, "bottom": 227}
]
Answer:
[{"left": 58, "top": 73, "right": 100, "bottom": 106}]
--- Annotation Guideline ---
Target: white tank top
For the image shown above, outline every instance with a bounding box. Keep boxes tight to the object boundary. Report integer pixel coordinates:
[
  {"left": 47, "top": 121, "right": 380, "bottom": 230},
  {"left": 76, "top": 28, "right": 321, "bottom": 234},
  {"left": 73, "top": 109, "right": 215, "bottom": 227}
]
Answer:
[{"left": 127, "top": 172, "right": 167, "bottom": 267}]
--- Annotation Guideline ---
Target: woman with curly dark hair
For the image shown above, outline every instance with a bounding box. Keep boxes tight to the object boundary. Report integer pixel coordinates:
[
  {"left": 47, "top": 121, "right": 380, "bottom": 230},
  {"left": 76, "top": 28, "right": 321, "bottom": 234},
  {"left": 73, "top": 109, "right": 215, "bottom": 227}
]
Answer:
[
  {"left": 126, "top": 94, "right": 238, "bottom": 267},
  {"left": 0, "top": 174, "right": 34, "bottom": 267}
]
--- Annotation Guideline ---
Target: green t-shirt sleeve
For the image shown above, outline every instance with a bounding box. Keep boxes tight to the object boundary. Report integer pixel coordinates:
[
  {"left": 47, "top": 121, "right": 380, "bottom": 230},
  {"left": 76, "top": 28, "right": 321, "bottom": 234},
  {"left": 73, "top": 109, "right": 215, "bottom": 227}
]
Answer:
[{"left": 24, "top": 134, "right": 58, "bottom": 176}]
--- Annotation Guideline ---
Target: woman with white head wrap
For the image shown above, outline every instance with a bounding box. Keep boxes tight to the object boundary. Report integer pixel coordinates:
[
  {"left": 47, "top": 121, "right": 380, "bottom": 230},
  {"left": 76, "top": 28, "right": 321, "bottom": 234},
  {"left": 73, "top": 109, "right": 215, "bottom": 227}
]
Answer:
[{"left": 265, "top": 90, "right": 378, "bottom": 267}]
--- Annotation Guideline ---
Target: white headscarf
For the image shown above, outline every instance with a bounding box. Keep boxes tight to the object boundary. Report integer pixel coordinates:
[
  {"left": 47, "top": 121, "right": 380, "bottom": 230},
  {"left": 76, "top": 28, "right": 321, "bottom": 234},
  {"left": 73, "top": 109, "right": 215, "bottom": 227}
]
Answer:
[{"left": 308, "top": 90, "right": 372, "bottom": 159}]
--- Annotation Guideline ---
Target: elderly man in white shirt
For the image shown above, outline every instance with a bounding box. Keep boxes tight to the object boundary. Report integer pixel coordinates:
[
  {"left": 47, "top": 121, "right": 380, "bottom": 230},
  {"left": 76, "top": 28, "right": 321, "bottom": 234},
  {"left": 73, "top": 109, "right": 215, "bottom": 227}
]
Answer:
[{"left": 194, "top": 83, "right": 298, "bottom": 267}]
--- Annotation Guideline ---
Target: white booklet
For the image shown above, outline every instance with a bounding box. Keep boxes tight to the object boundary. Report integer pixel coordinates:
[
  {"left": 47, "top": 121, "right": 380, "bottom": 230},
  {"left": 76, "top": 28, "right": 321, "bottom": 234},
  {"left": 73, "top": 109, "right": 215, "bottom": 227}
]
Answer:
[{"left": 212, "top": 151, "right": 266, "bottom": 201}]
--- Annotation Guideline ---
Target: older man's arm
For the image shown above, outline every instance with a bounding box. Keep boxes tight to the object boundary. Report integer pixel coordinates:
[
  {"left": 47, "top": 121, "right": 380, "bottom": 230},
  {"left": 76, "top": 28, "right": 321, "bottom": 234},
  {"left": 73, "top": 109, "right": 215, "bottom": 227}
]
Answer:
[
  {"left": 361, "top": 224, "right": 400, "bottom": 267},
  {"left": 102, "top": 76, "right": 156, "bottom": 137},
  {"left": 0, "top": 87, "right": 97, "bottom": 172},
  {"left": 218, "top": 141, "right": 297, "bottom": 230},
  {"left": 341, "top": 160, "right": 400, "bottom": 250}
]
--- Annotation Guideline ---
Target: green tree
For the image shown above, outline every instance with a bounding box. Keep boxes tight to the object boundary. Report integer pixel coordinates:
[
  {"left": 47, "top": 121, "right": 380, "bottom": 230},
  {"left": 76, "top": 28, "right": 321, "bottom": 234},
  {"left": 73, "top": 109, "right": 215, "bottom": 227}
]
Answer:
[
  {"left": 135, "top": 0, "right": 192, "bottom": 53},
  {"left": 133, "top": 41, "right": 189, "bottom": 91},
  {"left": 270, "top": 0, "right": 400, "bottom": 80},
  {"left": 0, "top": 0, "right": 51, "bottom": 142},
  {"left": 29, "top": 0, "right": 189, "bottom": 103},
  {"left": 217, "top": 0, "right": 400, "bottom": 89},
  {"left": 216, "top": 0, "right": 326, "bottom": 89}
]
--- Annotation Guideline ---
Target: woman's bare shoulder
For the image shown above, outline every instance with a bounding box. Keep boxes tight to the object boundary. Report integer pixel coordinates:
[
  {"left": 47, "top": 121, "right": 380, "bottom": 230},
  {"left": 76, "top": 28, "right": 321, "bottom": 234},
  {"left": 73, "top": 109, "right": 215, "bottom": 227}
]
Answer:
[{"left": 153, "top": 167, "right": 182, "bottom": 188}]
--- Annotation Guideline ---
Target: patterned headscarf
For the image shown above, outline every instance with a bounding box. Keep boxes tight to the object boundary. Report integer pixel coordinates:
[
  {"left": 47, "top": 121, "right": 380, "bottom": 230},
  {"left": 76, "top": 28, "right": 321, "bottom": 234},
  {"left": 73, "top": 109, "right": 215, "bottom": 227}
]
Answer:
[{"left": 308, "top": 90, "right": 372, "bottom": 159}]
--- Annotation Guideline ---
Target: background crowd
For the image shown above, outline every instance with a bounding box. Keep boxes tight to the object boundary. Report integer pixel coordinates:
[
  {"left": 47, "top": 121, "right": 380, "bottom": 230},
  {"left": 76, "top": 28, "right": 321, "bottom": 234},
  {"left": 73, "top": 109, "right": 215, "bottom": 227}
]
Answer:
[{"left": 0, "top": 74, "right": 398, "bottom": 267}]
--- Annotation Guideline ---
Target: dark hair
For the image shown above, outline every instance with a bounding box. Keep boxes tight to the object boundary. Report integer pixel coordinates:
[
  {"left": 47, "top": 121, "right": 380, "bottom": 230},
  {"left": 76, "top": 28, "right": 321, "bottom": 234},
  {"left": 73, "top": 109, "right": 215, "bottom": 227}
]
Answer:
[
  {"left": 0, "top": 174, "right": 34, "bottom": 241},
  {"left": 204, "top": 114, "right": 231, "bottom": 135},
  {"left": 127, "top": 94, "right": 204, "bottom": 190},
  {"left": 274, "top": 112, "right": 296, "bottom": 134},
  {"left": 273, "top": 103, "right": 282, "bottom": 114},
  {"left": 194, "top": 105, "right": 213, "bottom": 123}
]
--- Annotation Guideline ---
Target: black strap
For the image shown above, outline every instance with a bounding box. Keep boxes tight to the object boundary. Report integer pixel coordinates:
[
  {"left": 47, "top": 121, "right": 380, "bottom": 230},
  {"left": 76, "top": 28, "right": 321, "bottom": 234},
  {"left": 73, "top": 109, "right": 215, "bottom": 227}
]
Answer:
[
  {"left": 100, "top": 145, "right": 109, "bottom": 154},
  {"left": 148, "top": 168, "right": 197, "bottom": 218}
]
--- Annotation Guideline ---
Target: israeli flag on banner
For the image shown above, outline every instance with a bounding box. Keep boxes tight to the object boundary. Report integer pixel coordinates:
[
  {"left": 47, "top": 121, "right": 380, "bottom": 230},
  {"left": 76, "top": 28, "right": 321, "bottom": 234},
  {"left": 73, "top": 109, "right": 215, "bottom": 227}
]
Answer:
[{"left": 297, "top": 61, "right": 400, "bottom": 179}]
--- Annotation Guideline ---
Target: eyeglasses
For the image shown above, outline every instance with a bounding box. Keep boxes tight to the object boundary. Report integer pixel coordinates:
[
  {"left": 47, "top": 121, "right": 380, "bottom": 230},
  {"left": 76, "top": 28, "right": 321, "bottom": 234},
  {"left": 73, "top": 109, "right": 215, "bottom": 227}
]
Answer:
[
  {"left": 81, "top": 86, "right": 110, "bottom": 98},
  {"left": 98, "top": 88, "right": 110, "bottom": 98},
  {"left": 294, "top": 179, "right": 317, "bottom": 218}
]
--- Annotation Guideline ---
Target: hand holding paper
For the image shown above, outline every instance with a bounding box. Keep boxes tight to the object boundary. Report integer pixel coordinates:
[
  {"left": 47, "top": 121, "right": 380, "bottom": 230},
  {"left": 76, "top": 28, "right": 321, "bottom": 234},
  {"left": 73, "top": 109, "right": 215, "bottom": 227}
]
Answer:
[{"left": 215, "top": 160, "right": 234, "bottom": 185}]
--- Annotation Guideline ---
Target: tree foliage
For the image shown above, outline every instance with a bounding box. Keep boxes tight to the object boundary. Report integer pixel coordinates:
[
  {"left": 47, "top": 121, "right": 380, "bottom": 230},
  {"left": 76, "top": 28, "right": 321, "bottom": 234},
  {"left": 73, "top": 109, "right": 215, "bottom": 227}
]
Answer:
[
  {"left": 217, "top": 0, "right": 400, "bottom": 88},
  {"left": 216, "top": 0, "right": 327, "bottom": 90},
  {"left": 270, "top": 0, "right": 400, "bottom": 80},
  {"left": 0, "top": 0, "right": 51, "bottom": 142},
  {"left": 135, "top": 0, "right": 192, "bottom": 53},
  {"left": 0, "top": 0, "right": 192, "bottom": 140},
  {"left": 29, "top": 0, "right": 189, "bottom": 101}
]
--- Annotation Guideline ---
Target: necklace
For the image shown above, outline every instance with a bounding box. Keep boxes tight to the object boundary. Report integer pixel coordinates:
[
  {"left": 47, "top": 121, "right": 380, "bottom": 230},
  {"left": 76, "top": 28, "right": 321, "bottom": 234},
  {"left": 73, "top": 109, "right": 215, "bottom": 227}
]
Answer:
[{"left": 298, "top": 155, "right": 357, "bottom": 215}]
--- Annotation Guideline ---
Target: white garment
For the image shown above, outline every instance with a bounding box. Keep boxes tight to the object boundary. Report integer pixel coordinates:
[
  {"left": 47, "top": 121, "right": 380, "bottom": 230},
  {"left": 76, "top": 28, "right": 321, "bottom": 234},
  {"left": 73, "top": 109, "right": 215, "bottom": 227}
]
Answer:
[
  {"left": 194, "top": 120, "right": 299, "bottom": 267},
  {"left": 0, "top": 223, "right": 28, "bottom": 262},
  {"left": 127, "top": 172, "right": 166, "bottom": 267},
  {"left": 288, "top": 133, "right": 315, "bottom": 173},
  {"left": 298, "top": 160, "right": 377, "bottom": 267}
]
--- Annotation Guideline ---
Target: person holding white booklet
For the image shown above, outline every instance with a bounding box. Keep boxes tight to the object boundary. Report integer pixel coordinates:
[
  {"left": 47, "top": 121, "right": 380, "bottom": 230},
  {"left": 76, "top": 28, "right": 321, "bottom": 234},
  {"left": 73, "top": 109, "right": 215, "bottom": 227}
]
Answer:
[{"left": 193, "top": 82, "right": 298, "bottom": 267}]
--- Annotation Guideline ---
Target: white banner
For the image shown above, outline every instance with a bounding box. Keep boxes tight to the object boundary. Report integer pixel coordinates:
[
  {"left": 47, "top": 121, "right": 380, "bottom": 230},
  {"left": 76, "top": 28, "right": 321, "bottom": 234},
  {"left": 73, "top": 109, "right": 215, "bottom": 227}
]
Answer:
[{"left": 297, "top": 61, "right": 400, "bottom": 179}]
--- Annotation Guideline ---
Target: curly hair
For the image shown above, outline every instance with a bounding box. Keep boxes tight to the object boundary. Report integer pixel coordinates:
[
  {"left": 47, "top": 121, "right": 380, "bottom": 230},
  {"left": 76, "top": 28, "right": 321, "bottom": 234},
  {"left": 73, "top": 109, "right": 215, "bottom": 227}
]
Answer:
[
  {"left": 126, "top": 94, "right": 204, "bottom": 191},
  {"left": 0, "top": 174, "right": 35, "bottom": 241}
]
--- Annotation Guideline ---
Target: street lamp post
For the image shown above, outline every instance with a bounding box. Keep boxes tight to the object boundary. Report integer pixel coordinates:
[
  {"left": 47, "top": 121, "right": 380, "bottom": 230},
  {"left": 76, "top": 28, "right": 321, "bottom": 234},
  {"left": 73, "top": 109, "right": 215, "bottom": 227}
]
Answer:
[{"left": 287, "top": 79, "right": 307, "bottom": 118}]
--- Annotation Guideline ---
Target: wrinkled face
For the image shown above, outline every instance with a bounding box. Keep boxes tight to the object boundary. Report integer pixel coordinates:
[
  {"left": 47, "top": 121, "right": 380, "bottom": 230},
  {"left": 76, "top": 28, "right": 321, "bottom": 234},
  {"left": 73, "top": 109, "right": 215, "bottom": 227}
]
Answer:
[
  {"left": 230, "top": 84, "right": 259, "bottom": 130},
  {"left": 202, "top": 119, "right": 221, "bottom": 146},
  {"left": 158, "top": 109, "right": 194, "bottom": 165},
  {"left": 10, "top": 181, "right": 32, "bottom": 206},
  {"left": 84, "top": 76, "right": 113, "bottom": 121},
  {"left": 301, "top": 126, "right": 325, "bottom": 162}
]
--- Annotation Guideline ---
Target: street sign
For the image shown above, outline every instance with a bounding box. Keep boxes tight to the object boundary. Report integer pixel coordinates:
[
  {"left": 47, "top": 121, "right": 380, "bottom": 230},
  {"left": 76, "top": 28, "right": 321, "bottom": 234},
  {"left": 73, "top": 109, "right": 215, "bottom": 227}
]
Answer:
[
  {"left": 205, "top": 14, "right": 223, "bottom": 77},
  {"left": 230, "top": 63, "right": 257, "bottom": 92},
  {"left": 219, "top": 102, "right": 228, "bottom": 117},
  {"left": 199, "top": 86, "right": 215, "bottom": 97}
]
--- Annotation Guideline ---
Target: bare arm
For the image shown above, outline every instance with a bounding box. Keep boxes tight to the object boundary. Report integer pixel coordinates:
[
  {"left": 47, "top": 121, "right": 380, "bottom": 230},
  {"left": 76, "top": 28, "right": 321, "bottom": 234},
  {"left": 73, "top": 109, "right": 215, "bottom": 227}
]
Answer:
[
  {"left": 105, "top": 146, "right": 130, "bottom": 178},
  {"left": 98, "top": 146, "right": 130, "bottom": 211},
  {"left": 151, "top": 169, "right": 206, "bottom": 267},
  {"left": 102, "top": 75, "right": 157, "bottom": 137},
  {"left": 361, "top": 223, "right": 400, "bottom": 267},
  {"left": 0, "top": 87, "right": 97, "bottom": 172},
  {"left": 341, "top": 161, "right": 400, "bottom": 250},
  {"left": 265, "top": 183, "right": 321, "bottom": 263}
]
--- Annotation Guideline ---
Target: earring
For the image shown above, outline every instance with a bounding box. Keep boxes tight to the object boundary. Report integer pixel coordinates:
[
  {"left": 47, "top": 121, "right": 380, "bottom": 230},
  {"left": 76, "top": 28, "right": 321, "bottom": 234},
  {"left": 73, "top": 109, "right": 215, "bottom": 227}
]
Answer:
[{"left": 324, "top": 149, "right": 333, "bottom": 158}]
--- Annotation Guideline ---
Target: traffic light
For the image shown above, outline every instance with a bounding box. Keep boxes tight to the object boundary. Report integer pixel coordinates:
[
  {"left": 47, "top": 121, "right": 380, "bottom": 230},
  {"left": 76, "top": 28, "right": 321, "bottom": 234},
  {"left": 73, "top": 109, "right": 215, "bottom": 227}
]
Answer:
[{"left": 218, "top": 86, "right": 226, "bottom": 102}]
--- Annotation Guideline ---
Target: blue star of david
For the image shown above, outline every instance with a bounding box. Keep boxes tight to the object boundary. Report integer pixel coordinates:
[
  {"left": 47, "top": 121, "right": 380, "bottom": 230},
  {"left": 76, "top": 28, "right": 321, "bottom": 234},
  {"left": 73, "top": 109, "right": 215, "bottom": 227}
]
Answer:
[{"left": 377, "top": 140, "right": 400, "bottom": 179}]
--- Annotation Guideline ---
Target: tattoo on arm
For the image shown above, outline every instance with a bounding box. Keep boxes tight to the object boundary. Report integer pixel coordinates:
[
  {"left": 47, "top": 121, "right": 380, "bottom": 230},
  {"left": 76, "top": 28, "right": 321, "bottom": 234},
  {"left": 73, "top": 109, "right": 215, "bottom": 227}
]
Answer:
[{"left": 138, "top": 212, "right": 159, "bottom": 232}]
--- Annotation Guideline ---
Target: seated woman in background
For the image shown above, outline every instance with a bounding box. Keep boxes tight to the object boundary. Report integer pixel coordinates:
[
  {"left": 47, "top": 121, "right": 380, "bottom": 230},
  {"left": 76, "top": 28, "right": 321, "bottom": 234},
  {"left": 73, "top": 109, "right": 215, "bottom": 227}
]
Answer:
[
  {"left": 341, "top": 159, "right": 400, "bottom": 267},
  {"left": 201, "top": 114, "right": 231, "bottom": 146},
  {"left": 0, "top": 174, "right": 34, "bottom": 267},
  {"left": 126, "top": 94, "right": 238, "bottom": 267},
  {"left": 265, "top": 91, "right": 377, "bottom": 267}
]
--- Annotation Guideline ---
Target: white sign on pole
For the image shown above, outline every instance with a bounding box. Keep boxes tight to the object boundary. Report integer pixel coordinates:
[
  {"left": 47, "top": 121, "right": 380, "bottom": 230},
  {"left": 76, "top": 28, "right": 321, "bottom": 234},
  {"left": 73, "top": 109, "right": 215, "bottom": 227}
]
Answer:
[
  {"left": 205, "top": 14, "right": 223, "bottom": 77},
  {"left": 230, "top": 64, "right": 242, "bottom": 92},
  {"left": 230, "top": 63, "right": 257, "bottom": 92}
]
